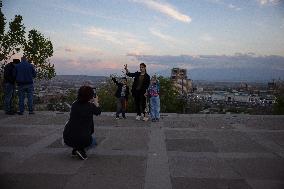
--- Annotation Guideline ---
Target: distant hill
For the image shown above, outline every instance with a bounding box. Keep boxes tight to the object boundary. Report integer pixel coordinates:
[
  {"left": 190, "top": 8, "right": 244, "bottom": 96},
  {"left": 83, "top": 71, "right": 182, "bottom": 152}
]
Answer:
[
  {"left": 54, "top": 68, "right": 283, "bottom": 84},
  {"left": 52, "top": 75, "right": 108, "bottom": 83},
  {"left": 157, "top": 68, "right": 283, "bottom": 82}
]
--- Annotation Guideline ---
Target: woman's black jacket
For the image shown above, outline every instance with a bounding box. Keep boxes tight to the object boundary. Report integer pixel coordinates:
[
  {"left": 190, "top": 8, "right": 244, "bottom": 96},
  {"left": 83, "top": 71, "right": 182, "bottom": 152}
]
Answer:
[
  {"left": 126, "top": 72, "right": 150, "bottom": 96},
  {"left": 63, "top": 100, "right": 101, "bottom": 149}
]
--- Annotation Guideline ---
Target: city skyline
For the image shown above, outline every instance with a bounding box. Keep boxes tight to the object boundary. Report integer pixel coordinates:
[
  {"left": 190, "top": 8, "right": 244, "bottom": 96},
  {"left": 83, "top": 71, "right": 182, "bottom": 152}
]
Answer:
[{"left": 3, "top": 0, "right": 284, "bottom": 80}]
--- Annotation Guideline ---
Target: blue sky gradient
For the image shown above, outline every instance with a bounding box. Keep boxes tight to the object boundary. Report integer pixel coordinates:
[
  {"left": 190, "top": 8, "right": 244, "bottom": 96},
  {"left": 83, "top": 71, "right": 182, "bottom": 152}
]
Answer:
[{"left": 2, "top": 0, "right": 284, "bottom": 81}]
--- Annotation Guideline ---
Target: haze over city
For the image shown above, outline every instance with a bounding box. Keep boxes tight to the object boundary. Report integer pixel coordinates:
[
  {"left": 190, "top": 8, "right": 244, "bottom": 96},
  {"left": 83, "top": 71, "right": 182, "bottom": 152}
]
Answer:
[{"left": 3, "top": 0, "right": 284, "bottom": 81}]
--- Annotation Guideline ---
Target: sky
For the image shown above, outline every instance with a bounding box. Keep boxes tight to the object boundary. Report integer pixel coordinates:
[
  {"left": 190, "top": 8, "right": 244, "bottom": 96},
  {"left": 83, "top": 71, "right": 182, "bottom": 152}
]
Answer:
[{"left": 2, "top": 0, "right": 284, "bottom": 81}]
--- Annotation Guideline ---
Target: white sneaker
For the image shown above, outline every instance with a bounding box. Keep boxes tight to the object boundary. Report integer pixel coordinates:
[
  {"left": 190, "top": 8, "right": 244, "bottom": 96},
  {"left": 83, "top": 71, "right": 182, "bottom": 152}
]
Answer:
[
  {"left": 136, "top": 115, "right": 141, "bottom": 120},
  {"left": 143, "top": 117, "right": 149, "bottom": 121}
]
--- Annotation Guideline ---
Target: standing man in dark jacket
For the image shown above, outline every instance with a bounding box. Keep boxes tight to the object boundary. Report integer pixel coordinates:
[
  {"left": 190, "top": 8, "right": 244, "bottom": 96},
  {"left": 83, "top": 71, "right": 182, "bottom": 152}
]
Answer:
[
  {"left": 14, "top": 56, "right": 36, "bottom": 115},
  {"left": 3, "top": 59, "right": 20, "bottom": 115},
  {"left": 125, "top": 63, "right": 150, "bottom": 121},
  {"left": 63, "top": 86, "right": 101, "bottom": 160}
]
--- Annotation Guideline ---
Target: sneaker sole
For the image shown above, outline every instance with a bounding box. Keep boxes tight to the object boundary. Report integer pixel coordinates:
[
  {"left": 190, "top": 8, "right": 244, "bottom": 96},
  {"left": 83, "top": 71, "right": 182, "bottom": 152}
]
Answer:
[{"left": 75, "top": 151, "right": 87, "bottom": 160}]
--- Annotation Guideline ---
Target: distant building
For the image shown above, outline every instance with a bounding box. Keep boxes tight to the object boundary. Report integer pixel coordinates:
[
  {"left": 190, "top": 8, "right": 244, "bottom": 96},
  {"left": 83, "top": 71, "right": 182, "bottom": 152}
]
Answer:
[
  {"left": 239, "top": 82, "right": 248, "bottom": 91},
  {"left": 171, "top": 68, "right": 192, "bottom": 95},
  {"left": 268, "top": 80, "right": 277, "bottom": 91}
]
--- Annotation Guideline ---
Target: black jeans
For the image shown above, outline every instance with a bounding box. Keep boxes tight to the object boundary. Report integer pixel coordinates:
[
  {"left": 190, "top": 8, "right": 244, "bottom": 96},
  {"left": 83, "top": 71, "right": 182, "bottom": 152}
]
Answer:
[
  {"left": 4, "top": 82, "right": 15, "bottom": 113},
  {"left": 134, "top": 90, "right": 146, "bottom": 116}
]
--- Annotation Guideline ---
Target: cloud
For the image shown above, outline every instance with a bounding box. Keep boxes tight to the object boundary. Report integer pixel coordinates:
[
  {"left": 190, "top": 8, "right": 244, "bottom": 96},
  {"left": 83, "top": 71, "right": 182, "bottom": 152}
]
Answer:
[
  {"left": 56, "top": 45, "right": 102, "bottom": 56},
  {"left": 228, "top": 4, "right": 242, "bottom": 11},
  {"left": 52, "top": 57, "right": 121, "bottom": 76},
  {"left": 65, "top": 48, "right": 72, "bottom": 53},
  {"left": 85, "top": 26, "right": 152, "bottom": 53},
  {"left": 131, "top": 0, "right": 191, "bottom": 23},
  {"left": 128, "top": 53, "right": 284, "bottom": 70},
  {"left": 256, "top": 0, "right": 280, "bottom": 5},
  {"left": 200, "top": 34, "right": 215, "bottom": 42},
  {"left": 209, "top": 0, "right": 242, "bottom": 11},
  {"left": 149, "top": 28, "right": 177, "bottom": 43},
  {"left": 281, "top": 19, "right": 284, "bottom": 29},
  {"left": 85, "top": 27, "right": 122, "bottom": 45},
  {"left": 52, "top": 3, "right": 133, "bottom": 23}
]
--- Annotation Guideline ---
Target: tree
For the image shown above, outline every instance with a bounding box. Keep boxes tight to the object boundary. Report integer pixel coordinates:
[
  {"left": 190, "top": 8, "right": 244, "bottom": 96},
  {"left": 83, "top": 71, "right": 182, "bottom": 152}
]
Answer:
[
  {"left": 0, "top": 1, "right": 4, "bottom": 37},
  {"left": 0, "top": 2, "right": 55, "bottom": 108},
  {"left": 24, "top": 29, "right": 55, "bottom": 79},
  {"left": 273, "top": 87, "right": 284, "bottom": 115},
  {"left": 97, "top": 78, "right": 117, "bottom": 112},
  {"left": 158, "top": 76, "right": 185, "bottom": 113},
  {"left": 0, "top": 2, "right": 55, "bottom": 80},
  {"left": 97, "top": 77, "right": 136, "bottom": 113},
  {"left": 0, "top": 14, "right": 25, "bottom": 70}
]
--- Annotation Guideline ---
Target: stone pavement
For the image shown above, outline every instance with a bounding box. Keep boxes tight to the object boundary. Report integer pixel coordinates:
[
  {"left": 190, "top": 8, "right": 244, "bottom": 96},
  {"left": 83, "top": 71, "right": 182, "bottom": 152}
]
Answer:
[{"left": 0, "top": 111, "right": 284, "bottom": 189}]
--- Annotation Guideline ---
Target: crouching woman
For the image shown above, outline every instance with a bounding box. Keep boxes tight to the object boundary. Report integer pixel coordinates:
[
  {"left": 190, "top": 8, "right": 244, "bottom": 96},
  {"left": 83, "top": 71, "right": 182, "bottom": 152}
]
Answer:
[{"left": 63, "top": 86, "right": 101, "bottom": 160}]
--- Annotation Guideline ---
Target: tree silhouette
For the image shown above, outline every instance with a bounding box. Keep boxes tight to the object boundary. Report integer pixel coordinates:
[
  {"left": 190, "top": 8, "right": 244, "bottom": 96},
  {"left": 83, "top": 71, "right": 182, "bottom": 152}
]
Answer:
[{"left": 0, "top": 1, "right": 55, "bottom": 80}]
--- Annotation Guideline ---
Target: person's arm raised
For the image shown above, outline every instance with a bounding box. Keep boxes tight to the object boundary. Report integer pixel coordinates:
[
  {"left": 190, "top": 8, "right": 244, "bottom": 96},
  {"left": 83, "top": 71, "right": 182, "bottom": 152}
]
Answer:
[
  {"left": 124, "top": 64, "right": 137, "bottom": 77},
  {"left": 124, "top": 64, "right": 129, "bottom": 74}
]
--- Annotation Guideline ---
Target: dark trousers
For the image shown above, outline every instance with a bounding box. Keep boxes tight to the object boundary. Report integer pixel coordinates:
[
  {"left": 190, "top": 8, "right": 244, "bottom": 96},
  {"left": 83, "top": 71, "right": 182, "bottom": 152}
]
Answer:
[
  {"left": 116, "top": 97, "right": 127, "bottom": 118},
  {"left": 134, "top": 91, "right": 146, "bottom": 116},
  {"left": 4, "top": 83, "right": 15, "bottom": 113}
]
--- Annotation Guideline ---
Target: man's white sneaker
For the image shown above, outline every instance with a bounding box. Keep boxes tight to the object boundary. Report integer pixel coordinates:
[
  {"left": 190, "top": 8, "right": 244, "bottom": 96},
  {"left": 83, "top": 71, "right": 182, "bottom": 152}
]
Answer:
[{"left": 136, "top": 115, "right": 141, "bottom": 120}]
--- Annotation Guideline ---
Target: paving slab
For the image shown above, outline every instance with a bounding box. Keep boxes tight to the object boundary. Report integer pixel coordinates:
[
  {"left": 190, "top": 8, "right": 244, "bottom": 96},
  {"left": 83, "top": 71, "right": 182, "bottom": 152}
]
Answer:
[
  {"left": 0, "top": 173, "right": 70, "bottom": 189},
  {"left": 0, "top": 152, "right": 16, "bottom": 173},
  {"left": 207, "top": 131, "right": 272, "bottom": 153},
  {"left": 246, "top": 179, "right": 284, "bottom": 189},
  {"left": 164, "top": 120, "right": 199, "bottom": 128},
  {"left": 241, "top": 116, "right": 284, "bottom": 130},
  {"left": 10, "top": 153, "right": 84, "bottom": 174},
  {"left": 169, "top": 156, "right": 240, "bottom": 179},
  {"left": 64, "top": 155, "right": 146, "bottom": 189},
  {"left": 48, "top": 137, "right": 106, "bottom": 148},
  {"left": 0, "top": 113, "right": 10, "bottom": 120},
  {"left": 225, "top": 158, "right": 284, "bottom": 180},
  {"left": 166, "top": 138, "right": 218, "bottom": 152},
  {"left": 171, "top": 177, "right": 252, "bottom": 189},
  {"left": 0, "top": 111, "right": 284, "bottom": 189},
  {"left": 0, "top": 135, "right": 43, "bottom": 147},
  {"left": 258, "top": 132, "right": 284, "bottom": 148},
  {"left": 0, "top": 113, "right": 68, "bottom": 125},
  {"left": 98, "top": 129, "right": 149, "bottom": 150},
  {"left": 165, "top": 130, "right": 209, "bottom": 139}
]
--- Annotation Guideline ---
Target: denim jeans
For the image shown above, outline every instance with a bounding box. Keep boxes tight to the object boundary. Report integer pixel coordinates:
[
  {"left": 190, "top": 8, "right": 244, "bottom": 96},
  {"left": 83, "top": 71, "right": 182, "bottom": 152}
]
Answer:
[
  {"left": 4, "top": 83, "right": 15, "bottom": 113},
  {"left": 85, "top": 136, "right": 97, "bottom": 151},
  {"left": 18, "top": 84, "right": 34, "bottom": 113},
  {"left": 150, "top": 96, "right": 160, "bottom": 119}
]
